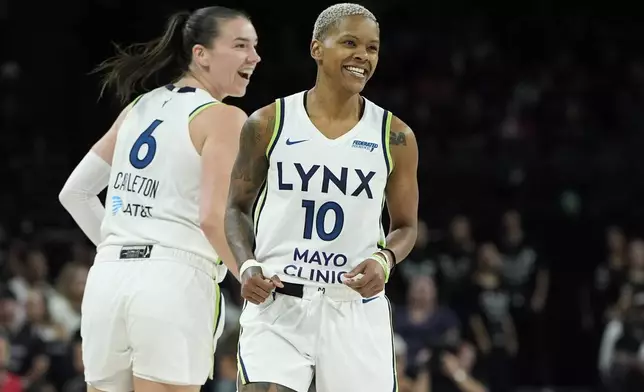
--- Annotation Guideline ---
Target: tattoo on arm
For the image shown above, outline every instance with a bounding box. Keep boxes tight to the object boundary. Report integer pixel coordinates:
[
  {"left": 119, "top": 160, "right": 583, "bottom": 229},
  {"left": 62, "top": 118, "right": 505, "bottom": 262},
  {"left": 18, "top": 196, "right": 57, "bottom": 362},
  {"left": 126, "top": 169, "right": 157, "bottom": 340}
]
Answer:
[
  {"left": 389, "top": 131, "right": 407, "bottom": 146},
  {"left": 224, "top": 114, "right": 273, "bottom": 268},
  {"left": 239, "top": 382, "right": 297, "bottom": 392}
]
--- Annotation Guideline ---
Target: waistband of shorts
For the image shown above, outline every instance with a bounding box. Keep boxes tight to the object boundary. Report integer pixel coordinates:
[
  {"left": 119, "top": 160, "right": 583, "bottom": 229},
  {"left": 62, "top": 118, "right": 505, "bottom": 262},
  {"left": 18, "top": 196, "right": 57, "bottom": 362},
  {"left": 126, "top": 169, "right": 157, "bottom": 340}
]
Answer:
[
  {"left": 95, "top": 244, "right": 218, "bottom": 280},
  {"left": 276, "top": 281, "right": 383, "bottom": 302}
]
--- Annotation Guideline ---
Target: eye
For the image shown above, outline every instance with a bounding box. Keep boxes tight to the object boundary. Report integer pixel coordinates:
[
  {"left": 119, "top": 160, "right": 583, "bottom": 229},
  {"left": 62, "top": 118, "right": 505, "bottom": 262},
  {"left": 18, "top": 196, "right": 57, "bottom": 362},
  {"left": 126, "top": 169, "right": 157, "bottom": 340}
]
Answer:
[
  {"left": 368, "top": 45, "right": 379, "bottom": 52},
  {"left": 343, "top": 40, "right": 356, "bottom": 47},
  {"left": 235, "top": 43, "right": 247, "bottom": 49}
]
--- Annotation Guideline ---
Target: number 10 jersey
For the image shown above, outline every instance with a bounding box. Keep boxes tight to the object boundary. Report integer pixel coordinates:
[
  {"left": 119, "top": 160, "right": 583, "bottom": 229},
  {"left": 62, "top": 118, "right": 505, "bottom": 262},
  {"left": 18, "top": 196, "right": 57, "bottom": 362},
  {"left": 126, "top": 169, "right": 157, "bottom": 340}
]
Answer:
[{"left": 253, "top": 91, "right": 394, "bottom": 286}]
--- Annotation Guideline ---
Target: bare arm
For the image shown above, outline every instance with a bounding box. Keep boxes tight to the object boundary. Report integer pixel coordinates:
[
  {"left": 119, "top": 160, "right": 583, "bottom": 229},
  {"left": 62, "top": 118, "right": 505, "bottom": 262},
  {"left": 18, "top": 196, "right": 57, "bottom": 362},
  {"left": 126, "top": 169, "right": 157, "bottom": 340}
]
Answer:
[
  {"left": 59, "top": 103, "right": 131, "bottom": 245},
  {"left": 382, "top": 116, "right": 419, "bottom": 265},
  {"left": 194, "top": 104, "right": 248, "bottom": 281},
  {"left": 469, "top": 315, "right": 492, "bottom": 354},
  {"left": 452, "top": 374, "right": 488, "bottom": 392},
  {"left": 224, "top": 105, "right": 275, "bottom": 269},
  {"left": 503, "top": 315, "right": 518, "bottom": 356},
  {"left": 531, "top": 268, "right": 550, "bottom": 312}
]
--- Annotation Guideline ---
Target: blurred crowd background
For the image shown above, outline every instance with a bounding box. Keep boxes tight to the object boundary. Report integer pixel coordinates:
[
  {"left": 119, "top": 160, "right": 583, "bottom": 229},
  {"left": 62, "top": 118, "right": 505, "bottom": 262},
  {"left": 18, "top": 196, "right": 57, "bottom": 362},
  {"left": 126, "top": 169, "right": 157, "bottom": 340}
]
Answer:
[{"left": 2, "top": 0, "right": 644, "bottom": 391}]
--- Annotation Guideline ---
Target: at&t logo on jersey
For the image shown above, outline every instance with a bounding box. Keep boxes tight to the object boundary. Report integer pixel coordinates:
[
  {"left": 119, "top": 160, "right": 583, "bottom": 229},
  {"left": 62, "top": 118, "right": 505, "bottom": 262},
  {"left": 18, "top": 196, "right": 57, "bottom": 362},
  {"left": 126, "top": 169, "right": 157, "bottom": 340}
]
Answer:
[
  {"left": 111, "top": 196, "right": 123, "bottom": 215},
  {"left": 351, "top": 140, "right": 379, "bottom": 152},
  {"left": 111, "top": 195, "right": 153, "bottom": 218}
]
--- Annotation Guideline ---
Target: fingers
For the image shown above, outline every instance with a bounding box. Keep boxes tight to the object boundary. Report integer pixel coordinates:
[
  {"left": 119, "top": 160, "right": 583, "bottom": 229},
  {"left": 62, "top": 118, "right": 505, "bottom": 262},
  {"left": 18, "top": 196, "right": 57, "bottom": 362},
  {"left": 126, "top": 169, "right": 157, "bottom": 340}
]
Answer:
[
  {"left": 254, "top": 276, "right": 276, "bottom": 292},
  {"left": 344, "top": 263, "right": 367, "bottom": 279},
  {"left": 270, "top": 275, "right": 284, "bottom": 288},
  {"left": 344, "top": 272, "right": 384, "bottom": 298},
  {"left": 242, "top": 274, "right": 276, "bottom": 304},
  {"left": 249, "top": 282, "right": 272, "bottom": 299},
  {"left": 343, "top": 273, "right": 367, "bottom": 289},
  {"left": 244, "top": 292, "right": 267, "bottom": 305}
]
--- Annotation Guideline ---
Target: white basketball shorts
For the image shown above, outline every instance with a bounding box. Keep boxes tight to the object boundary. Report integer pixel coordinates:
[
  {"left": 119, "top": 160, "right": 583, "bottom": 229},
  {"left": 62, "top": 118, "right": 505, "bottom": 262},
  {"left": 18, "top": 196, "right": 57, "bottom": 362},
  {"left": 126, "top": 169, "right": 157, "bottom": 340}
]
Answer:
[
  {"left": 81, "top": 244, "right": 225, "bottom": 392},
  {"left": 237, "top": 283, "right": 397, "bottom": 392}
]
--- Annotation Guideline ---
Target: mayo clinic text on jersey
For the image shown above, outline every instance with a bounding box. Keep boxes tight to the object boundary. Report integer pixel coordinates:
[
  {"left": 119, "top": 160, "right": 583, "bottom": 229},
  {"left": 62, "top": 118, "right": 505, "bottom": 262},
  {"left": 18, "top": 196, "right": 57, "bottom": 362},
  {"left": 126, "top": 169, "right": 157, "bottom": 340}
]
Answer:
[{"left": 284, "top": 247, "right": 348, "bottom": 284}]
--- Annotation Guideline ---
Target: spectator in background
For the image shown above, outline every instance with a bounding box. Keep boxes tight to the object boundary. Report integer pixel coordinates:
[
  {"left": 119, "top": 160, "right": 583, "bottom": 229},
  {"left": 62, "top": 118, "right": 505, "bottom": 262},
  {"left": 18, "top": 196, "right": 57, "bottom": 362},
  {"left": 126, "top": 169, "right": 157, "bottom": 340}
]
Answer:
[
  {"left": 68, "top": 240, "right": 95, "bottom": 267},
  {"left": 60, "top": 330, "right": 84, "bottom": 392},
  {"left": 617, "top": 239, "right": 644, "bottom": 318},
  {"left": 0, "top": 289, "right": 20, "bottom": 337},
  {"left": 599, "top": 294, "right": 644, "bottom": 391},
  {"left": 213, "top": 330, "right": 238, "bottom": 392},
  {"left": 498, "top": 209, "right": 550, "bottom": 386},
  {"left": 0, "top": 333, "right": 21, "bottom": 392},
  {"left": 394, "top": 274, "right": 460, "bottom": 377},
  {"left": 465, "top": 242, "right": 517, "bottom": 392},
  {"left": 392, "top": 219, "right": 436, "bottom": 305},
  {"left": 391, "top": 335, "right": 420, "bottom": 392},
  {"left": 415, "top": 342, "right": 488, "bottom": 392},
  {"left": 9, "top": 290, "right": 56, "bottom": 391},
  {"left": 595, "top": 226, "right": 629, "bottom": 321},
  {"left": 8, "top": 248, "right": 54, "bottom": 330},
  {"left": 436, "top": 215, "right": 476, "bottom": 310},
  {"left": 403, "top": 220, "right": 435, "bottom": 276},
  {"left": 47, "top": 264, "right": 87, "bottom": 340}
]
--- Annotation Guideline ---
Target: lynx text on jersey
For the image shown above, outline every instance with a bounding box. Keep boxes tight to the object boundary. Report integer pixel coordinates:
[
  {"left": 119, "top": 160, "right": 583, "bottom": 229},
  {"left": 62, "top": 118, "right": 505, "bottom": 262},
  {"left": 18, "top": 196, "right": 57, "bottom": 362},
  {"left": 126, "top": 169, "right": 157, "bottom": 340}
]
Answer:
[
  {"left": 112, "top": 172, "right": 160, "bottom": 199},
  {"left": 276, "top": 162, "right": 376, "bottom": 199}
]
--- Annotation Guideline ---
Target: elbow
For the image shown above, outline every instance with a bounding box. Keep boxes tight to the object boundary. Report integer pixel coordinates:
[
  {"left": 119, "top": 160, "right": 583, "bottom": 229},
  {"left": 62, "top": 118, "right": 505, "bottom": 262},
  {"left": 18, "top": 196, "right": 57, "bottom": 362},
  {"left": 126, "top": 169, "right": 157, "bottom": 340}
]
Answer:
[
  {"left": 200, "top": 210, "right": 225, "bottom": 238},
  {"left": 58, "top": 186, "right": 74, "bottom": 209}
]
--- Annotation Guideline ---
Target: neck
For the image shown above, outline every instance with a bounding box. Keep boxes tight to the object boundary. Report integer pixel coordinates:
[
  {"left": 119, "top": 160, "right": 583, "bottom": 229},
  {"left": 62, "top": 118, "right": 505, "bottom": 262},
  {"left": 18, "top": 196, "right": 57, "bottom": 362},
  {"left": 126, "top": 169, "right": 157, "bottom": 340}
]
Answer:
[
  {"left": 179, "top": 71, "right": 226, "bottom": 101},
  {"left": 308, "top": 74, "right": 361, "bottom": 120}
]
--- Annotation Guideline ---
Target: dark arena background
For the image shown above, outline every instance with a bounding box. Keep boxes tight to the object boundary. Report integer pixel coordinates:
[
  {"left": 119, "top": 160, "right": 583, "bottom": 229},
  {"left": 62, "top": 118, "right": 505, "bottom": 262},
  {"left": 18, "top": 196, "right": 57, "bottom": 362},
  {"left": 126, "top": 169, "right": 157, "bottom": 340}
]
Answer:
[{"left": 2, "top": 0, "right": 644, "bottom": 391}]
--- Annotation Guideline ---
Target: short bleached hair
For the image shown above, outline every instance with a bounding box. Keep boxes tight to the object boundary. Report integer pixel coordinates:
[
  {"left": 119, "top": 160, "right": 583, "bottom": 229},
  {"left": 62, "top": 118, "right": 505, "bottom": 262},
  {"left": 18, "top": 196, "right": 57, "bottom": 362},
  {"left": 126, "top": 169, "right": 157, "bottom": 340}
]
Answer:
[{"left": 312, "top": 3, "right": 377, "bottom": 41}]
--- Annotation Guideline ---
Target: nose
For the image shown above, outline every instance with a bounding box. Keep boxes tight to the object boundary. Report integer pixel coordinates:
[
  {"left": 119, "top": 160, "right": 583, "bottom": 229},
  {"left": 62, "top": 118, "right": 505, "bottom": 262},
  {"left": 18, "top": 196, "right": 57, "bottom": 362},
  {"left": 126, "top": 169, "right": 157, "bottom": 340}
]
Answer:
[
  {"left": 249, "top": 48, "right": 261, "bottom": 64},
  {"left": 353, "top": 46, "right": 368, "bottom": 62}
]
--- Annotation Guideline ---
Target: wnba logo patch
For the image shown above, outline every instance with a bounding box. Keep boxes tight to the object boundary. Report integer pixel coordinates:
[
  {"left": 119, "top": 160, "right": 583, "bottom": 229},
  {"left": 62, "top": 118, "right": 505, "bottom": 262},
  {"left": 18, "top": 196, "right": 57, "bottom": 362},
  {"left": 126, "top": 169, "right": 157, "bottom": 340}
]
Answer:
[{"left": 352, "top": 140, "right": 379, "bottom": 152}]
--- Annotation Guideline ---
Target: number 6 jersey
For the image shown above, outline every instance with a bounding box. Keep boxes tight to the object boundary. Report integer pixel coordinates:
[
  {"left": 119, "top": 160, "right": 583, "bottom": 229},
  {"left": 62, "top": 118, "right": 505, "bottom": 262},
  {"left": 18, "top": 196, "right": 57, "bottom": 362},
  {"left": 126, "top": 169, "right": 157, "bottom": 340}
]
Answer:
[
  {"left": 253, "top": 91, "right": 394, "bottom": 286},
  {"left": 99, "top": 85, "right": 225, "bottom": 272}
]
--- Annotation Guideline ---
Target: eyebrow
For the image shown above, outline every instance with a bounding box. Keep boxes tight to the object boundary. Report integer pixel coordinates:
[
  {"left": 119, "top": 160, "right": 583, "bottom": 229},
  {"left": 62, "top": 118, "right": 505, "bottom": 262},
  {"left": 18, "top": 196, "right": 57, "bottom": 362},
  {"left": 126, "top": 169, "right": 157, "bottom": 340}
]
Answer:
[
  {"left": 340, "top": 34, "right": 380, "bottom": 44},
  {"left": 234, "top": 37, "right": 258, "bottom": 44}
]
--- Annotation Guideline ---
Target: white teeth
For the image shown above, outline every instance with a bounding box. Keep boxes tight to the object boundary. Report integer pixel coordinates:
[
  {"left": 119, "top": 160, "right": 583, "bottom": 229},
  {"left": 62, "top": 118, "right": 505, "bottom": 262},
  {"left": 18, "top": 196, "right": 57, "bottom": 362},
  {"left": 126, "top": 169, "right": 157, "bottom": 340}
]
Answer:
[{"left": 344, "top": 66, "right": 366, "bottom": 77}]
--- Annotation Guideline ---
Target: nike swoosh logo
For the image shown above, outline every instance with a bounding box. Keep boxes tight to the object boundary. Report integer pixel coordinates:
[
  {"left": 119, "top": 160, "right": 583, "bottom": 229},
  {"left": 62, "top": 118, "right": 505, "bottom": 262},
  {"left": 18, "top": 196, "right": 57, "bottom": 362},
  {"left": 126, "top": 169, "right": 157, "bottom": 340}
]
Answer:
[
  {"left": 362, "top": 296, "right": 379, "bottom": 304},
  {"left": 286, "top": 138, "right": 308, "bottom": 145}
]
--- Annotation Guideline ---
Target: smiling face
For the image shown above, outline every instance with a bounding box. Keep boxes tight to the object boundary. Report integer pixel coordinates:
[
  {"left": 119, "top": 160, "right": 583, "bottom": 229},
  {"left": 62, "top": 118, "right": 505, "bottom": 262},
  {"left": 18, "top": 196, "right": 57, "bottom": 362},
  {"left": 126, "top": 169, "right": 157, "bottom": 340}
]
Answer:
[
  {"left": 311, "top": 14, "right": 380, "bottom": 95},
  {"left": 192, "top": 16, "right": 261, "bottom": 98}
]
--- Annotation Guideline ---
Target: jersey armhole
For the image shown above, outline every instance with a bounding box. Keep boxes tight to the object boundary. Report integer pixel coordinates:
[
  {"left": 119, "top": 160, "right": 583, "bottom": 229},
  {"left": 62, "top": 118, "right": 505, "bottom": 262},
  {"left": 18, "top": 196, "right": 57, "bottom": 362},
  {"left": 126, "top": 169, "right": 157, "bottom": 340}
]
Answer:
[
  {"left": 189, "top": 101, "right": 220, "bottom": 123},
  {"left": 265, "top": 98, "right": 285, "bottom": 159},
  {"left": 381, "top": 110, "right": 394, "bottom": 175},
  {"left": 130, "top": 94, "right": 144, "bottom": 108}
]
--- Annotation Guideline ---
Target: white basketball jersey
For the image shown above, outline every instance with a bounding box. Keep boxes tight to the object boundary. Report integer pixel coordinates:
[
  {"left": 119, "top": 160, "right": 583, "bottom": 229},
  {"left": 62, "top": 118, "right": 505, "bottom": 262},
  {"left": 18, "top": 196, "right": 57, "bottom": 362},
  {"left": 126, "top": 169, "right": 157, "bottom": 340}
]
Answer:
[
  {"left": 253, "top": 91, "right": 394, "bottom": 286},
  {"left": 99, "top": 84, "right": 226, "bottom": 279}
]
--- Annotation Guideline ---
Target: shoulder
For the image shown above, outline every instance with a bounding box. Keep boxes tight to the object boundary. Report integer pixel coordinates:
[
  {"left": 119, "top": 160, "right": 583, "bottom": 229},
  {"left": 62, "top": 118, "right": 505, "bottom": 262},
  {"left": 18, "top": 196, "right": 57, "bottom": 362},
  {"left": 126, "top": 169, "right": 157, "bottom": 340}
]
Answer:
[
  {"left": 191, "top": 103, "right": 248, "bottom": 131},
  {"left": 248, "top": 101, "right": 278, "bottom": 127},
  {"left": 383, "top": 113, "right": 418, "bottom": 172},
  {"left": 388, "top": 114, "right": 416, "bottom": 149},
  {"left": 241, "top": 101, "right": 280, "bottom": 149}
]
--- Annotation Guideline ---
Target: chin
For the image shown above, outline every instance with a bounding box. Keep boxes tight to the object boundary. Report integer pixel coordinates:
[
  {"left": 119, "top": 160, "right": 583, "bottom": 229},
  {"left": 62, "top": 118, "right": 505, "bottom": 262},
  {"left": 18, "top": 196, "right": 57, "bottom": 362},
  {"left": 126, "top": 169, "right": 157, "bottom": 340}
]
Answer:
[
  {"left": 343, "top": 82, "right": 365, "bottom": 95},
  {"left": 227, "top": 87, "right": 247, "bottom": 98}
]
